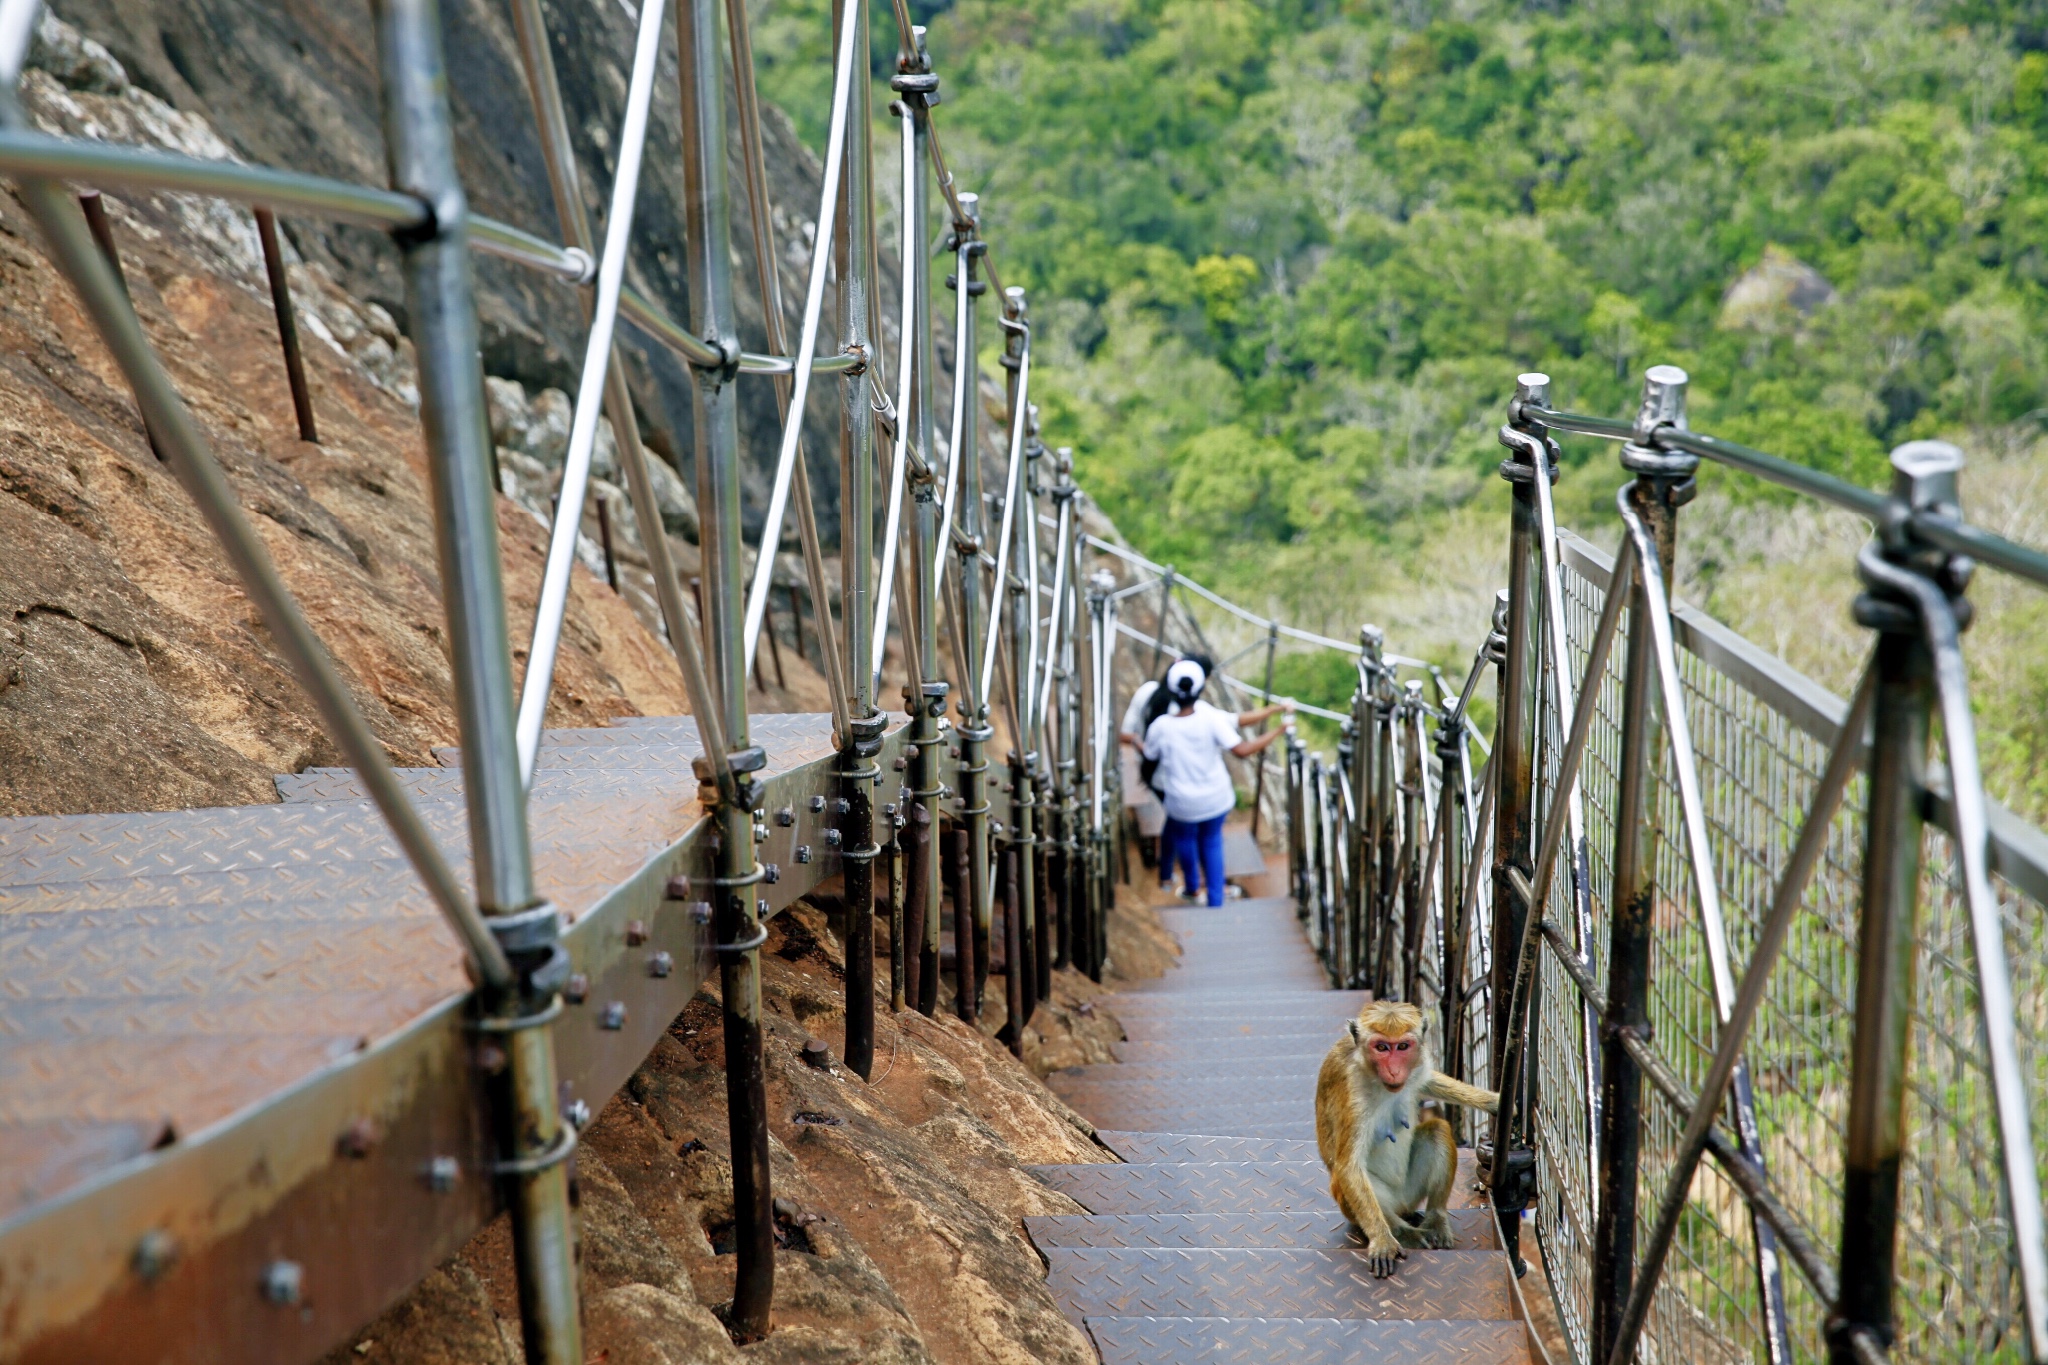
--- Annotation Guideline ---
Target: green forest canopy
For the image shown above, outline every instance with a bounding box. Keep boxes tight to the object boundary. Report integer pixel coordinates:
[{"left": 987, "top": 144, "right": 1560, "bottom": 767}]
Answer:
[{"left": 754, "top": 0, "right": 2048, "bottom": 699}]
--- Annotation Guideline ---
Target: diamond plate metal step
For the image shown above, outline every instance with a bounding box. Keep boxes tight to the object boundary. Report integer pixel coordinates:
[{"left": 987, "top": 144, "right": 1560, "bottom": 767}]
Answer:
[
  {"left": 1114, "top": 1018, "right": 1351, "bottom": 1044},
  {"left": 1083, "top": 1316, "right": 1530, "bottom": 1364},
  {"left": 1025, "top": 1208, "right": 1498, "bottom": 1251},
  {"left": 1051, "top": 1059, "right": 1326, "bottom": 1085},
  {"left": 1060, "top": 1100, "right": 1315, "bottom": 1138},
  {"left": 1110, "top": 1038, "right": 1333, "bottom": 1063},
  {"left": 1027, "top": 1161, "right": 1334, "bottom": 1215},
  {"left": 1042, "top": 1247, "right": 1512, "bottom": 1323},
  {"left": 1047, "top": 1077, "right": 1319, "bottom": 1113},
  {"left": 1096, "top": 1131, "right": 1321, "bottom": 1163}
]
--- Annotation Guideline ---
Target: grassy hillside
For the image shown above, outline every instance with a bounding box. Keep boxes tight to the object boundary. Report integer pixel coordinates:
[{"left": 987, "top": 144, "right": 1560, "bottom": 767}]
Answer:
[{"left": 753, "top": 0, "right": 2048, "bottom": 819}]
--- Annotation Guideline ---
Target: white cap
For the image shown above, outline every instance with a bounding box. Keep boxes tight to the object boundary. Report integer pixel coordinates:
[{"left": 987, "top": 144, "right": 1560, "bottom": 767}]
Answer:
[{"left": 1166, "top": 658, "right": 1206, "bottom": 700}]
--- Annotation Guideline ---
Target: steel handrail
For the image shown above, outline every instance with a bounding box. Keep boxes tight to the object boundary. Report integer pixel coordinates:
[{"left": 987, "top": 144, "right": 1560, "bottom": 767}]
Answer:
[{"left": 1522, "top": 402, "right": 2048, "bottom": 590}]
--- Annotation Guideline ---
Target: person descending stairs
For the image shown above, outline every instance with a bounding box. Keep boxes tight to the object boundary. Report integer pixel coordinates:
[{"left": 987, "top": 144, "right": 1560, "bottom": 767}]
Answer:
[{"left": 1023, "top": 859, "right": 1535, "bottom": 1363}]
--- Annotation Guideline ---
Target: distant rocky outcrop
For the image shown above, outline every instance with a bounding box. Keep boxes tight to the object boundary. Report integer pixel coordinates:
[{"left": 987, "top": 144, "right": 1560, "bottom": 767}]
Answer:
[{"left": 1719, "top": 244, "right": 1836, "bottom": 332}]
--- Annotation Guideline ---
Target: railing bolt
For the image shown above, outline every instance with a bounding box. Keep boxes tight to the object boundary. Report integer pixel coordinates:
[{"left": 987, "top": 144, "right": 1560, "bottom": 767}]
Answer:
[
  {"left": 649, "top": 950, "right": 674, "bottom": 978},
  {"left": 262, "top": 1260, "right": 303, "bottom": 1306},
  {"left": 132, "top": 1229, "right": 177, "bottom": 1282},
  {"left": 427, "top": 1156, "right": 461, "bottom": 1193},
  {"left": 599, "top": 1002, "right": 626, "bottom": 1030}
]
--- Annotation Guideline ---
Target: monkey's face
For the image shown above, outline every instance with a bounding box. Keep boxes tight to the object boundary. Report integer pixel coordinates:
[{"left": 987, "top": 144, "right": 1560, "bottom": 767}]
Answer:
[{"left": 1365, "top": 1031, "right": 1418, "bottom": 1090}]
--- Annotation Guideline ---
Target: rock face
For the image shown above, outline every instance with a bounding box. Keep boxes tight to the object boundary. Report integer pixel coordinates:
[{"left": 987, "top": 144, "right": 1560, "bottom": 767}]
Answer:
[
  {"left": 48, "top": 0, "right": 856, "bottom": 543},
  {"left": 0, "top": 35, "right": 694, "bottom": 817},
  {"left": 323, "top": 893, "right": 1180, "bottom": 1365}
]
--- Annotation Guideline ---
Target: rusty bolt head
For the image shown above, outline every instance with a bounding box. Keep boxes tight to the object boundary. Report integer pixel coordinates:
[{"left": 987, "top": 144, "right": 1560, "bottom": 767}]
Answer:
[
  {"left": 338, "top": 1117, "right": 381, "bottom": 1159},
  {"left": 809, "top": 795, "right": 827, "bottom": 812},
  {"left": 776, "top": 806, "right": 795, "bottom": 827},
  {"left": 600, "top": 1001, "right": 627, "bottom": 1030},
  {"left": 949, "top": 746, "right": 961, "bottom": 759},
  {"left": 664, "top": 874, "right": 692, "bottom": 900},
  {"left": 892, "top": 756, "right": 907, "bottom": 771},
  {"left": 824, "top": 829, "right": 843, "bottom": 848},
  {"left": 565, "top": 972, "right": 590, "bottom": 1004},
  {"left": 625, "top": 919, "right": 649, "bottom": 946},
  {"left": 475, "top": 1042, "right": 508, "bottom": 1075},
  {"left": 649, "top": 950, "right": 674, "bottom": 978},
  {"left": 762, "top": 863, "right": 781, "bottom": 884},
  {"left": 427, "top": 1156, "right": 460, "bottom": 1193},
  {"left": 262, "top": 1260, "right": 303, "bottom": 1306},
  {"left": 689, "top": 901, "right": 713, "bottom": 926},
  {"left": 801, "top": 1038, "right": 833, "bottom": 1070},
  {"left": 795, "top": 845, "right": 812, "bottom": 864},
  {"left": 133, "top": 1229, "right": 177, "bottom": 1282}
]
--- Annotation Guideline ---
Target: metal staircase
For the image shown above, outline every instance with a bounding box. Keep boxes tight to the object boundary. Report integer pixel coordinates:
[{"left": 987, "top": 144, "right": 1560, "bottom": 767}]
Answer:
[{"left": 1029, "top": 883, "right": 1535, "bottom": 1362}]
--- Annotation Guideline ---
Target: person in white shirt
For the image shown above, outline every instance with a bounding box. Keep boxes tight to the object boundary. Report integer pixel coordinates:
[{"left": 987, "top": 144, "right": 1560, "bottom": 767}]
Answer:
[{"left": 1141, "top": 657, "right": 1291, "bottom": 905}]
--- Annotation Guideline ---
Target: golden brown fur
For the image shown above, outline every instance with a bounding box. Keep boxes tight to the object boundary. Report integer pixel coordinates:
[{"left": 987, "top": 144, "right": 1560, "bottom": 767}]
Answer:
[{"left": 1314, "top": 1000, "right": 1498, "bottom": 1276}]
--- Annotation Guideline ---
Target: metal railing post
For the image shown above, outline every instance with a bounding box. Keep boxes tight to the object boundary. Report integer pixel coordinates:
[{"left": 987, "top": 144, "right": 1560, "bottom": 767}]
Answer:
[
  {"left": 946, "top": 191, "right": 994, "bottom": 1014},
  {"left": 1353, "top": 627, "right": 1382, "bottom": 988},
  {"left": 1249, "top": 620, "right": 1280, "bottom": 839},
  {"left": 1372, "top": 653, "right": 1399, "bottom": 996},
  {"left": 1399, "top": 678, "right": 1427, "bottom": 1004},
  {"left": 1000, "top": 286, "right": 1039, "bottom": 1024},
  {"left": 1487, "top": 373, "right": 1543, "bottom": 1259},
  {"left": 677, "top": 0, "right": 772, "bottom": 1331},
  {"left": 1589, "top": 366, "right": 1693, "bottom": 1359},
  {"left": 1827, "top": 443, "right": 1959, "bottom": 1363},
  {"left": 1335, "top": 713, "right": 1358, "bottom": 985},
  {"left": 829, "top": 0, "right": 884, "bottom": 1079},
  {"left": 891, "top": 35, "right": 947, "bottom": 1017},
  {"left": 371, "top": 2, "right": 580, "bottom": 1359}
]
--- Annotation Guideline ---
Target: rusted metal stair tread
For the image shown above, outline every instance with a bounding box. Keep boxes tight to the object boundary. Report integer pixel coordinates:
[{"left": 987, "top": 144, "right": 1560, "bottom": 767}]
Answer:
[
  {"left": 1097, "top": 1131, "right": 1321, "bottom": 1163},
  {"left": 1052, "top": 1059, "right": 1325, "bottom": 1085},
  {"left": 1083, "top": 1315, "right": 1530, "bottom": 1364},
  {"left": 1028, "top": 1161, "right": 1335, "bottom": 1214},
  {"left": 1042, "top": 1247, "right": 1512, "bottom": 1323},
  {"left": 1025, "top": 1208, "right": 1498, "bottom": 1250},
  {"left": 1111, "top": 1038, "right": 1333, "bottom": 1063}
]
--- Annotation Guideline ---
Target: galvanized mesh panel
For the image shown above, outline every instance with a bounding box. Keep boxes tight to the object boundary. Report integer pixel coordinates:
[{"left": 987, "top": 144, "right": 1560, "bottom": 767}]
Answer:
[{"left": 1531, "top": 532, "right": 2048, "bottom": 1365}]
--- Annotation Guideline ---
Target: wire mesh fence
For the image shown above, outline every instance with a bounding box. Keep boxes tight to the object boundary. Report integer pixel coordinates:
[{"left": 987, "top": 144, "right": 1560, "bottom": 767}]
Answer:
[{"left": 1524, "top": 528, "right": 2048, "bottom": 1365}]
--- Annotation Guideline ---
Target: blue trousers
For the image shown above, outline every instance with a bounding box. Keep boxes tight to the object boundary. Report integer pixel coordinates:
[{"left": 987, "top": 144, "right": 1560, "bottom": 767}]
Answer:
[
  {"left": 1158, "top": 816, "right": 1181, "bottom": 885},
  {"left": 1172, "top": 814, "right": 1228, "bottom": 907}
]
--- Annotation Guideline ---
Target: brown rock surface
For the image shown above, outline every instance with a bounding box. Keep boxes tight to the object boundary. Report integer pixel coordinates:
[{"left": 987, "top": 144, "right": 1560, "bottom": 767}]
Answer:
[
  {"left": 325, "top": 885, "right": 1178, "bottom": 1365},
  {"left": 0, "top": 65, "right": 698, "bottom": 816}
]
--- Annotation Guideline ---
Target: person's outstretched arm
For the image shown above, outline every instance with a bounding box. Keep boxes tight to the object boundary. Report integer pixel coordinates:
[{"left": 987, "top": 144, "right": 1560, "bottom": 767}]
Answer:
[{"left": 1229, "top": 726, "right": 1286, "bottom": 759}]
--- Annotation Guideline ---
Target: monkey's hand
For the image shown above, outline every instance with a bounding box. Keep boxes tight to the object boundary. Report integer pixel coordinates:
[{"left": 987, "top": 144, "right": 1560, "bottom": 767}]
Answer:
[{"left": 1363, "top": 1228, "right": 1405, "bottom": 1277}]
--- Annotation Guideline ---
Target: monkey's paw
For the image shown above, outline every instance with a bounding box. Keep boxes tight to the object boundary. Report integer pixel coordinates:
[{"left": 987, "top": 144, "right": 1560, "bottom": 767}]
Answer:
[
  {"left": 1364, "top": 1233, "right": 1406, "bottom": 1278},
  {"left": 1415, "top": 1211, "right": 1456, "bottom": 1250}
]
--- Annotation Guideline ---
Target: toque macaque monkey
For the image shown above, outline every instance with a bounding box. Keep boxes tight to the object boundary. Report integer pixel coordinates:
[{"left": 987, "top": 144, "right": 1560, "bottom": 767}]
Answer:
[{"left": 1315, "top": 1000, "right": 1498, "bottom": 1276}]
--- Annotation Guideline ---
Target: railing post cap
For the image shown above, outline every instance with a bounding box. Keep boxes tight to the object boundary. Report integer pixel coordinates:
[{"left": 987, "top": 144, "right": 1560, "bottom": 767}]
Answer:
[
  {"left": 1515, "top": 372, "right": 1550, "bottom": 406},
  {"left": 957, "top": 189, "right": 980, "bottom": 221},
  {"left": 1889, "top": 440, "right": 1963, "bottom": 512},
  {"left": 1635, "top": 365, "right": 1689, "bottom": 439}
]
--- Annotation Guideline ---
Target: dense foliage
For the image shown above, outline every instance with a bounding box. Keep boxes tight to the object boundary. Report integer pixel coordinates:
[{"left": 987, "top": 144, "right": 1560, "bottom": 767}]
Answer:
[
  {"left": 758, "top": 0, "right": 2046, "bottom": 581},
  {"left": 755, "top": 0, "right": 2048, "bottom": 751}
]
